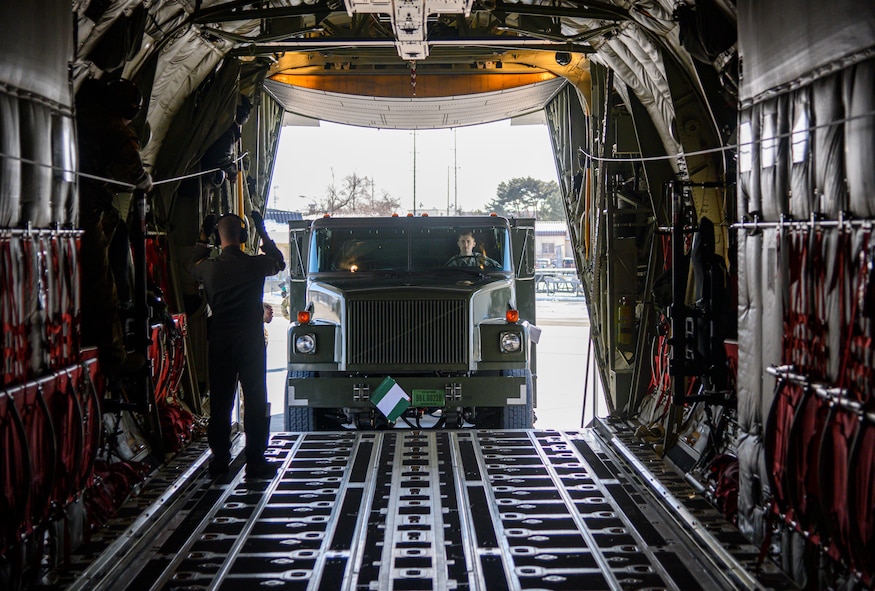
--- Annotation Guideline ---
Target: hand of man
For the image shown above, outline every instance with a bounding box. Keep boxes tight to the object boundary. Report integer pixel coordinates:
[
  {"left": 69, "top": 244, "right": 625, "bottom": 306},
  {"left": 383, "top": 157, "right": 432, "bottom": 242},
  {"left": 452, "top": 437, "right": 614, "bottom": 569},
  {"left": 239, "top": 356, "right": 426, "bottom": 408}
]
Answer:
[
  {"left": 250, "top": 210, "right": 268, "bottom": 239},
  {"left": 135, "top": 171, "right": 153, "bottom": 193},
  {"left": 260, "top": 239, "right": 282, "bottom": 260},
  {"left": 201, "top": 214, "right": 217, "bottom": 242}
]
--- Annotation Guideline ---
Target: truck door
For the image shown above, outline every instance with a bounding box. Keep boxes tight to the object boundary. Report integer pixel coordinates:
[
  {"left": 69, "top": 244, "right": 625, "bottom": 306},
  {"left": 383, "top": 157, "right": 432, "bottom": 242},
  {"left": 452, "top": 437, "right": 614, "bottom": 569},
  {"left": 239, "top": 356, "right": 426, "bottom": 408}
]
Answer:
[
  {"left": 510, "top": 218, "right": 536, "bottom": 324},
  {"left": 510, "top": 218, "right": 537, "bottom": 407},
  {"left": 287, "top": 220, "right": 312, "bottom": 318}
]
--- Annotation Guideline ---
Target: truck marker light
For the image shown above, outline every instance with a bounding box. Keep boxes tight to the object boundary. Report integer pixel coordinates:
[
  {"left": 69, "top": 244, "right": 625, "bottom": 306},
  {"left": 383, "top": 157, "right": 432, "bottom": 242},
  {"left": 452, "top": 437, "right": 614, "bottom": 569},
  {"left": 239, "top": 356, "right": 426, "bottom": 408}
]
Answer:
[
  {"left": 505, "top": 309, "right": 519, "bottom": 323},
  {"left": 499, "top": 331, "right": 522, "bottom": 353},
  {"left": 297, "top": 310, "right": 312, "bottom": 324},
  {"left": 295, "top": 334, "right": 316, "bottom": 354}
]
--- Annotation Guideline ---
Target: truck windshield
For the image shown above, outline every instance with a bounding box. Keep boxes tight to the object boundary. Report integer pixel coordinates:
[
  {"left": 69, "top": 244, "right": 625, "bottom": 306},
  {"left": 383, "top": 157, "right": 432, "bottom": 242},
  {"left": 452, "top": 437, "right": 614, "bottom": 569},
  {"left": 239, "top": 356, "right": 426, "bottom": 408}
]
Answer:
[{"left": 309, "top": 224, "right": 512, "bottom": 273}]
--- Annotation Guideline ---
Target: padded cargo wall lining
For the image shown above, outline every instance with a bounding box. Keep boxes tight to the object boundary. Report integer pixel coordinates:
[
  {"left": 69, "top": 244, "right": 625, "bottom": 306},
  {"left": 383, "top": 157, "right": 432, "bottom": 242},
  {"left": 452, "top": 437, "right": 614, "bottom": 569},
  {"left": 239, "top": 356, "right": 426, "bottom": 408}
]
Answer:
[
  {"left": 0, "top": 1, "right": 75, "bottom": 229},
  {"left": 735, "top": 229, "right": 764, "bottom": 541},
  {"left": 738, "top": 0, "right": 875, "bottom": 102},
  {"left": 0, "top": 1, "right": 73, "bottom": 107},
  {"left": 812, "top": 76, "right": 847, "bottom": 218},
  {"left": 844, "top": 60, "right": 875, "bottom": 218},
  {"left": 735, "top": 50, "right": 875, "bottom": 558},
  {"left": 788, "top": 88, "right": 812, "bottom": 219}
]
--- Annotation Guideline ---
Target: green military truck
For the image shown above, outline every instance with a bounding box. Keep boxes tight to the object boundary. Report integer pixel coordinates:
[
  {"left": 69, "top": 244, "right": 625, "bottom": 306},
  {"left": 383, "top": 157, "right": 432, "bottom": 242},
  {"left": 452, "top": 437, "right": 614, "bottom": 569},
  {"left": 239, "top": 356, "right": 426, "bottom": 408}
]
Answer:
[{"left": 284, "top": 215, "right": 538, "bottom": 430}]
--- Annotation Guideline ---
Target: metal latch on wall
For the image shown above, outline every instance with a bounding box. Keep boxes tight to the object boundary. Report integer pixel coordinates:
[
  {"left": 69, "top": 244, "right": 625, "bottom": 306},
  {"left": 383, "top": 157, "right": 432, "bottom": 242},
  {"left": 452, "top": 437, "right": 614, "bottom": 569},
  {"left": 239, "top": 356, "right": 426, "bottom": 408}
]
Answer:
[{"left": 353, "top": 383, "right": 370, "bottom": 402}]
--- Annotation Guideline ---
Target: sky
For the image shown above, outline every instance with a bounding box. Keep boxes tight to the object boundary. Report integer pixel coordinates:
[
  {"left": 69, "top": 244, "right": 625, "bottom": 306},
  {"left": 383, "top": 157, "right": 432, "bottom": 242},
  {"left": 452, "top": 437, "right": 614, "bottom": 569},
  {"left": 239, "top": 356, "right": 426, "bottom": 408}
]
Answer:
[{"left": 269, "top": 118, "right": 560, "bottom": 215}]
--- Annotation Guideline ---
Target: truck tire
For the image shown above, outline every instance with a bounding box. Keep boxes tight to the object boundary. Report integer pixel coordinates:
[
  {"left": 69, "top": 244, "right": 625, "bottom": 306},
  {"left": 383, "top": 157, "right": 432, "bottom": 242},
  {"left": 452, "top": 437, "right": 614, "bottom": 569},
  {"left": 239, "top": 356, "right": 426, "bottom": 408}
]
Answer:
[
  {"left": 501, "top": 369, "right": 534, "bottom": 429},
  {"left": 286, "top": 371, "right": 315, "bottom": 431},
  {"left": 287, "top": 406, "right": 314, "bottom": 432}
]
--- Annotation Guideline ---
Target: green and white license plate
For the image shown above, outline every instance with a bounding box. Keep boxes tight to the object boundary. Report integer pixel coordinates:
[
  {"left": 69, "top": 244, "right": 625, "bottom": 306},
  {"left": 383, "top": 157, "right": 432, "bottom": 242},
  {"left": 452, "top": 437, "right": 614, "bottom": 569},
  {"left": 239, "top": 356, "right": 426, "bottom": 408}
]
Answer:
[{"left": 411, "top": 389, "right": 446, "bottom": 407}]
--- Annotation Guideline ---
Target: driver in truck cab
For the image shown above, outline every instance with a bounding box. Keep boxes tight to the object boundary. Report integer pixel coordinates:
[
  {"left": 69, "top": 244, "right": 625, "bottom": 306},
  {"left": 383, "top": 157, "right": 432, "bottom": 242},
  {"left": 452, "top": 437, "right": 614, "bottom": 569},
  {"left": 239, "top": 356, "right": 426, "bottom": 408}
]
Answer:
[{"left": 445, "top": 230, "right": 500, "bottom": 268}]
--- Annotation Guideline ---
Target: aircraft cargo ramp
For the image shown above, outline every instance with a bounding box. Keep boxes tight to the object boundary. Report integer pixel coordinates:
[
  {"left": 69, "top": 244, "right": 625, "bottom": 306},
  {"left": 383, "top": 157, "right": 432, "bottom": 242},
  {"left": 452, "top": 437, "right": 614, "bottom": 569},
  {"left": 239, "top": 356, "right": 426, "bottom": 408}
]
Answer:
[{"left": 53, "top": 421, "right": 796, "bottom": 591}]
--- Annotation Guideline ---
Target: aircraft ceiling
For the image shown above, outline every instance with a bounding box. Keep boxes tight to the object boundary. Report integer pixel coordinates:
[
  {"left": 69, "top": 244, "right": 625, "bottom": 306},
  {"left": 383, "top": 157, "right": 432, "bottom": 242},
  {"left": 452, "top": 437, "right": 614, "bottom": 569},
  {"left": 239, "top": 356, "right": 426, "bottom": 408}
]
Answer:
[
  {"left": 264, "top": 76, "right": 565, "bottom": 128},
  {"left": 76, "top": 0, "right": 736, "bottom": 157}
]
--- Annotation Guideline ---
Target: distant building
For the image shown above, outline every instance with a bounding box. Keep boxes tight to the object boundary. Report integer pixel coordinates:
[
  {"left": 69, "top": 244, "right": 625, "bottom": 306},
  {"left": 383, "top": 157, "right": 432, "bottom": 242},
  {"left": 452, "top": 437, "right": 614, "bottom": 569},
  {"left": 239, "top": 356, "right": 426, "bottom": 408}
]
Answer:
[
  {"left": 264, "top": 208, "right": 303, "bottom": 224},
  {"left": 260, "top": 209, "right": 302, "bottom": 285},
  {"left": 535, "top": 221, "right": 573, "bottom": 269}
]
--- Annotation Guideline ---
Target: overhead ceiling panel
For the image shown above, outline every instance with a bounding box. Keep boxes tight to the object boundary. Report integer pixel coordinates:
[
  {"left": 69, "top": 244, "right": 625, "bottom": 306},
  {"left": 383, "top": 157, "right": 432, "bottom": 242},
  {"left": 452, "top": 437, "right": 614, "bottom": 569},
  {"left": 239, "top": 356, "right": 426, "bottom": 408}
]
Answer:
[{"left": 264, "top": 77, "right": 566, "bottom": 129}]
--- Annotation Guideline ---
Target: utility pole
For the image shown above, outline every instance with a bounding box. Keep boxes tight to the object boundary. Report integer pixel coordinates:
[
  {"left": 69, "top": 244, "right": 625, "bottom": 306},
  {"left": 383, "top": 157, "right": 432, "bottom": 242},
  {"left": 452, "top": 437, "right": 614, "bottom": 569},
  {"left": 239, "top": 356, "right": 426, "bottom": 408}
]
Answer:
[
  {"left": 447, "top": 167, "right": 451, "bottom": 216},
  {"left": 413, "top": 130, "right": 417, "bottom": 215},
  {"left": 453, "top": 128, "right": 458, "bottom": 215}
]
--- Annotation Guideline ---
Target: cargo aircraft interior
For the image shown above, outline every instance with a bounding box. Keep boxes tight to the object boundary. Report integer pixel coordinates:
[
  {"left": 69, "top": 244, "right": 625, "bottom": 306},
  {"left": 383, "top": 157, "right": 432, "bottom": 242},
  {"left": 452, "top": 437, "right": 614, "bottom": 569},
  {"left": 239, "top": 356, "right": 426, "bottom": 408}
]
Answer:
[{"left": 1, "top": 1, "right": 874, "bottom": 590}]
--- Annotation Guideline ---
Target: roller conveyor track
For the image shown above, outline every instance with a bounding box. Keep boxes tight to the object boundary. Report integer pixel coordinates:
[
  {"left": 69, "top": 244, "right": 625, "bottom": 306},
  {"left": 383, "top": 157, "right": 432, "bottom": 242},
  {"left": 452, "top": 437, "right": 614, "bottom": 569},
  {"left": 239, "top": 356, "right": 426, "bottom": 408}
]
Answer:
[{"left": 58, "top": 426, "right": 797, "bottom": 591}]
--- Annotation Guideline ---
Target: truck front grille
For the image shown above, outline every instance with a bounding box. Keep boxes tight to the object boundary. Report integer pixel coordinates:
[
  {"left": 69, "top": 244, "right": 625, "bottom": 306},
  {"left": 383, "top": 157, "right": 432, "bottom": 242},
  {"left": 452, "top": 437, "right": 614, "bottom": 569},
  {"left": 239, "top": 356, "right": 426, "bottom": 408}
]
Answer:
[{"left": 348, "top": 299, "right": 467, "bottom": 367}]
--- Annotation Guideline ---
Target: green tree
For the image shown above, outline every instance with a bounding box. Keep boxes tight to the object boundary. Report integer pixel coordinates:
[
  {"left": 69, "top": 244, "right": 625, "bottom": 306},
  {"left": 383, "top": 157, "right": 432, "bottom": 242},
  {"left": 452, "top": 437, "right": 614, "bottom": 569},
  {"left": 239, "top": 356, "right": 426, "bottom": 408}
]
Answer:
[{"left": 486, "top": 177, "right": 564, "bottom": 221}]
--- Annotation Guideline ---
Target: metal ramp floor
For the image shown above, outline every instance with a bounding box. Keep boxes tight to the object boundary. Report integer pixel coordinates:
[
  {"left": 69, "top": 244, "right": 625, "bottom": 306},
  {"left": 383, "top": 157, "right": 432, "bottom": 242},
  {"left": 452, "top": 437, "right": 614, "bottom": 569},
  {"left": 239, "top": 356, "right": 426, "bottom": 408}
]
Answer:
[{"left": 57, "top": 425, "right": 796, "bottom": 591}]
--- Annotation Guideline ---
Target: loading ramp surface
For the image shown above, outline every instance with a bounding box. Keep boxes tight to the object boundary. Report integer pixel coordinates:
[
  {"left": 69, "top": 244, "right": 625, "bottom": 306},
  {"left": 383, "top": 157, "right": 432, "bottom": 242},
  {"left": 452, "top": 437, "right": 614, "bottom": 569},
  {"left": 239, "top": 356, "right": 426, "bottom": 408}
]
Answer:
[{"left": 58, "top": 424, "right": 796, "bottom": 591}]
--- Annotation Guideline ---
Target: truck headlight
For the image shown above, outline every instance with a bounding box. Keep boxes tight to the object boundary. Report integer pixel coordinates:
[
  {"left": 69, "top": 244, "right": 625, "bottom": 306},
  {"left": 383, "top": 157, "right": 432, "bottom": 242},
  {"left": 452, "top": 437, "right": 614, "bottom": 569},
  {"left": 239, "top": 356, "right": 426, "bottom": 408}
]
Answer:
[
  {"left": 295, "top": 334, "right": 317, "bottom": 354},
  {"left": 499, "top": 331, "right": 522, "bottom": 353}
]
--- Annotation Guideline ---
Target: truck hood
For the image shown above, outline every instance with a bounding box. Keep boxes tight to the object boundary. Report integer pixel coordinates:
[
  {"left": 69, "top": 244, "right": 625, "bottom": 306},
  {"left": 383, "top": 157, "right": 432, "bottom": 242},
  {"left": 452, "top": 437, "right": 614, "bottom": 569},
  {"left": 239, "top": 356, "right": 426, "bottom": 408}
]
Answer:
[{"left": 313, "top": 271, "right": 510, "bottom": 295}]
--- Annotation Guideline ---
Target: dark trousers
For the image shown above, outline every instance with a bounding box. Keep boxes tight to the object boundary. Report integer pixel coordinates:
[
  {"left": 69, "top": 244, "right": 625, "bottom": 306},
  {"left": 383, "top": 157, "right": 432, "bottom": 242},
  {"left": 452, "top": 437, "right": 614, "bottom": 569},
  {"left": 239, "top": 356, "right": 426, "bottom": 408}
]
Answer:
[{"left": 207, "top": 327, "right": 270, "bottom": 463}]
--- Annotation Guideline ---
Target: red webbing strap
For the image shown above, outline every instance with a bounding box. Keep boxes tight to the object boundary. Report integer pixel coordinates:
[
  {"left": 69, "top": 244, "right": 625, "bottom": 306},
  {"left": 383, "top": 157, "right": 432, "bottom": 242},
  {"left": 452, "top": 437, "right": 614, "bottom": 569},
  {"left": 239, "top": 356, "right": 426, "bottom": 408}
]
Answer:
[
  {"left": 1, "top": 238, "right": 16, "bottom": 385},
  {"left": 23, "top": 379, "right": 58, "bottom": 530},
  {"left": 784, "top": 378, "right": 827, "bottom": 539},
  {"left": 0, "top": 389, "right": 31, "bottom": 557},
  {"left": 20, "top": 237, "right": 37, "bottom": 380},
  {"left": 46, "top": 235, "right": 65, "bottom": 367},
  {"left": 167, "top": 314, "right": 187, "bottom": 398},
  {"left": 847, "top": 419, "right": 875, "bottom": 587},
  {"left": 800, "top": 229, "right": 872, "bottom": 572},
  {"left": 763, "top": 377, "right": 803, "bottom": 517},
  {"left": 807, "top": 228, "right": 829, "bottom": 380},
  {"left": 64, "top": 234, "right": 81, "bottom": 364},
  {"left": 817, "top": 403, "right": 859, "bottom": 567},
  {"left": 149, "top": 324, "right": 167, "bottom": 403},
  {"left": 30, "top": 235, "right": 50, "bottom": 376},
  {"left": 76, "top": 359, "right": 102, "bottom": 492},
  {"left": 160, "top": 402, "right": 195, "bottom": 453},
  {"left": 51, "top": 369, "right": 84, "bottom": 509},
  {"left": 145, "top": 236, "right": 172, "bottom": 303},
  {"left": 7, "top": 238, "right": 28, "bottom": 385},
  {"left": 839, "top": 231, "right": 873, "bottom": 402},
  {"left": 783, "top": 230, "right": 812, "bottom": 371}
]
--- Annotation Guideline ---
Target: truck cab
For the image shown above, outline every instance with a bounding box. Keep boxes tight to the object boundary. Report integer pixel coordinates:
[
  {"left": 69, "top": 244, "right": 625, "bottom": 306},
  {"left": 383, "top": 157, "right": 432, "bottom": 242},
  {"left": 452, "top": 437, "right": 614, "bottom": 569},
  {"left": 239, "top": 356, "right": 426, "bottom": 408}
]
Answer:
[{"left": 285, "top": 215, "right": 537, "bottom": 430}]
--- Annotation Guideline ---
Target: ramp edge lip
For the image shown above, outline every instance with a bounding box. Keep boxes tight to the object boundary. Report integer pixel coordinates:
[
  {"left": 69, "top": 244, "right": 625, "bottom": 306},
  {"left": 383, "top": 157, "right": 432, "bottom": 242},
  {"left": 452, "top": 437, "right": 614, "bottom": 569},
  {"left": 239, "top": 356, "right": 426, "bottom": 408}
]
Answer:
[{"left": 591, "top": 420, "right": 773, "bottom": 591}]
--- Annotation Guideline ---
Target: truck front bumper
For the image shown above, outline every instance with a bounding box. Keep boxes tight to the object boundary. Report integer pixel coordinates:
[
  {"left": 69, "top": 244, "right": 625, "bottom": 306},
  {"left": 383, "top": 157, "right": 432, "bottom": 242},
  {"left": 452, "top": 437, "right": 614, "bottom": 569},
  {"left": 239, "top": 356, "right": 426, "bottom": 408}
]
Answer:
[{"left": 287, "top": 374, "right": 528, "bottom": 409}]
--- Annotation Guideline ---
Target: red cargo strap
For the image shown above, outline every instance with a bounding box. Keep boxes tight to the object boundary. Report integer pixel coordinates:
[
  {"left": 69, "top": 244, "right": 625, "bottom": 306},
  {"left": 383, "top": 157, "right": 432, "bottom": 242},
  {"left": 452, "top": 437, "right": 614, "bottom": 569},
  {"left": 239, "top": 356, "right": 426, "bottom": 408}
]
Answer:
[
  {"left": 848, "top": 419, "right": 875, "bottom": 587},
  {"left": 0, "top": 388, "right": 31, "bottom": 557},
  {"left": 20, "top": 378, "right": 59, "bottom": 530},
  {"left": 764, "top": 377, "right": 804, "bottom": 518},
  {"left": 76, "top": 359, "right": 102, "bottom": 493},
  {"left": 51, "top": 369, "right": 84, "bottom": 509}
]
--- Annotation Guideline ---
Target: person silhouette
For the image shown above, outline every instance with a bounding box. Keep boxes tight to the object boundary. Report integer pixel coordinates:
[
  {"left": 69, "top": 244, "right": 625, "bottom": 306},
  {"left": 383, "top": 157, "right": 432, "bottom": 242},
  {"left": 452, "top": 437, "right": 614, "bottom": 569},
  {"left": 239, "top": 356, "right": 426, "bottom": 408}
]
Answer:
[{"left": 445, "top": 231, "right": 500, "bottom": 268}]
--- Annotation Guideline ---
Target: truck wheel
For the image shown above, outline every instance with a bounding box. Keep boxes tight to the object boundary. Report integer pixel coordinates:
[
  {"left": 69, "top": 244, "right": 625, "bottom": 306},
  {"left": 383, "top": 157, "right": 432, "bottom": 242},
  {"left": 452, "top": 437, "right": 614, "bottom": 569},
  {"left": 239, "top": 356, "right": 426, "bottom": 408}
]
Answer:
[
  {"left": 501, "top": 369, "right": 534, "bottom": 429},
  {"left": 286, "top": 371, "right": 315, "bottom": 431},
  {"left": 287, "top": 406, "right": 314, "bottom": 432}
]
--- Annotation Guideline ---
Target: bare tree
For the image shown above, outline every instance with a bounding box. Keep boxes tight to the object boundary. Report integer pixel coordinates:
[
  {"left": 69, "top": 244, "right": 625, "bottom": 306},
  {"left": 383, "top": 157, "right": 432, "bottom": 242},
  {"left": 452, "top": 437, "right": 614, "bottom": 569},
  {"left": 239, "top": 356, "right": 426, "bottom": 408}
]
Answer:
[{"left": 317, "top": 171, "right": 399, "bottom": 216}]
